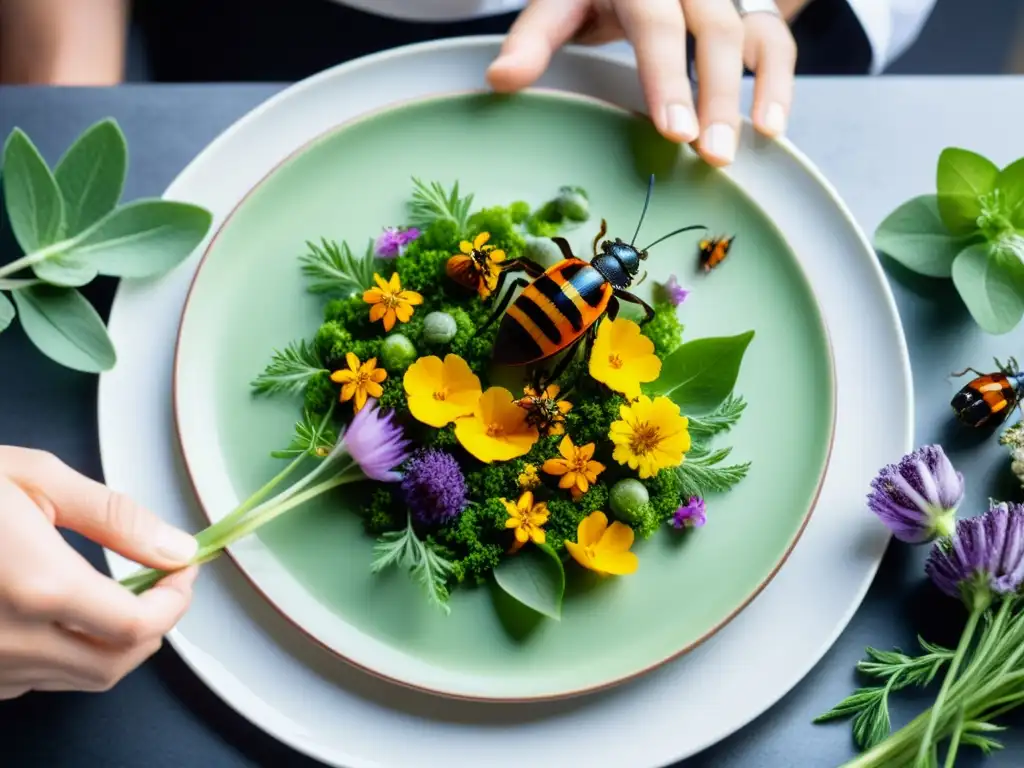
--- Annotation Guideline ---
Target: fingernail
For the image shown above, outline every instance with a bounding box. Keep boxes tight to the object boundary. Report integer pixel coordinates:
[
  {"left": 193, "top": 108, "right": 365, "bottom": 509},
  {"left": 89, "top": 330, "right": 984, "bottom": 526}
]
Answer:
[
  {"left": 156, "top": 528, "right": 198, "bottom": 564},
  {"left": 763, "top": 102, "right": 786, "bottom": 135},
  {"left": 703, "top": 123, "right": 736, "bottom": 163},
  {"left": 665, "top": 103, "right": 698, "bottom": 141}
]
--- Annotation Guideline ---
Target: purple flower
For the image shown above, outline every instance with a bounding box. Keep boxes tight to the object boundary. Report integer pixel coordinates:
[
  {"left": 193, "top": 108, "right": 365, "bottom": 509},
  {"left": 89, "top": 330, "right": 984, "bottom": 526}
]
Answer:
[
  {"left": 343, "top": 399, "right": 411, "bottom": 482},
  {"left": 661, "top": 274, "right": 689, "bottom": 307},
  {"left": 671, "top": 497, "right": 706, "bottom": 529},
  {"left": 374, "top": 226, "right": 420, "bottom": 259},
  {"left": 867, "top": 445, "right": 963, "bottom": 544},
  {"left": 400, "top": 449, "right": 467, "bottom": 526},
  {"left": 925, "top": 501, "right": 1024, "bottom": 606}
]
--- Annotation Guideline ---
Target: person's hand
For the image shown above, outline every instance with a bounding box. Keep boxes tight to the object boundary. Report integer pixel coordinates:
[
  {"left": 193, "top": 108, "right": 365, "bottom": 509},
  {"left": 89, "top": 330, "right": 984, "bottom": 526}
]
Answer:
[
  {"left": 486, "top": 0, "right": 798, "bottom": 167},
  {"left": 0, "top": 447, "right": 198, "bottom": 699}
]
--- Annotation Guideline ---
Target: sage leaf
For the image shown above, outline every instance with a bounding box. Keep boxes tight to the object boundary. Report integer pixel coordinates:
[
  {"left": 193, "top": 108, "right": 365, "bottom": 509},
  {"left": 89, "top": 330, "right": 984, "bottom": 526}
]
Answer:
[
  {"left": 998, "top": 157, "right": 1024, "bottom": 229},
  {"left": 53, "top": 118, "right": 127, "bottom": 237},
  {"left": 936, "top": 148, "right": 998, "bottom": 235},
  {"left": 63, "top": 199, "right": 213, "bottom": 278},
  {"left": 2, "top": 128, "right": 65, "bottom": 253},
  {"left": 874, "top": 195, "right": 970, "bottom": 278},
  {"left": 0, "top": 292, "right": 14, "bottom": 332},
  {"left": 10, "top": 285, "right": 116, "bottom": 372},
  {"left": 646, "top": 330, "right": 754, "bottom": 413},
  {"left": 951, "top": 242, "right": 1024, "bottom": 335},
  {"left": 32, "top": 254, "right": 98, "bottom": 288},
  {"left": 492, "top": 543, "right": 565, "bottom": 620}
]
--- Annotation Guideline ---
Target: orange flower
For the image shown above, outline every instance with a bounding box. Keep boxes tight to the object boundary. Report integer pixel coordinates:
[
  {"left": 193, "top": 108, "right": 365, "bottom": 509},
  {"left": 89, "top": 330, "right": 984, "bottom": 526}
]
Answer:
[
  {"left": 542, "top": 435, "right": 606, "bottom": 500},
  {"left": 363, "top": 272, "right": 423, "bottom": 332},
  {"left": 446, "top": 232, "right": 506, "bottom": 299},
  {"left": 330, "top": 353, "right": 387, "bottom": 413}
]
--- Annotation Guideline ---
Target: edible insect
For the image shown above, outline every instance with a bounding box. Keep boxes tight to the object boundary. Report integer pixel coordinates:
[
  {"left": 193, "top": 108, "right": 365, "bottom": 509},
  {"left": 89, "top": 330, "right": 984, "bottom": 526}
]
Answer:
[
  {"left": 951, "top": 357, "right": 1024, "bottom": 428},
  {"left": 699, "top": 234, "right": 734, "bottom": 272},
  {"left": 481, "top": 174, "right": 706, "bottom": 384},
  {"left": 513, "top": 374, "right": 570, "bottom": 436}
]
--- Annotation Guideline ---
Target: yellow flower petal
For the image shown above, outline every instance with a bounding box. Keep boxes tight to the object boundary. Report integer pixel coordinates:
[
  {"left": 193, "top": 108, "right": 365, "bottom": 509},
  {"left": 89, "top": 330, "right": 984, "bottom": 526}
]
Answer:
[
  {"left": 473, "top": 232, "right": 490, "bottom": 249},
  {"left": 459, "top": 240, "right": 473, "bottom": 254},
  {"left": 579, "top": 442, "right": 595, "bottom": 461},
  {"left": 369, "top": 367, "right": 387, "bottom": 383},
  {"left": 394, "top": 302, "right": 413, "bottom": 323},
  {"left": 558, "top": 472, "right": 578, "bottom": 489},
  {"left": 402, "top": 290, "right": 424, "bottom": 306},
  {"left": 530, "top": 528, "right": 546, "bottom": 545},
  {"left": 365, "top": 381, "right": 383, "bottom": 398},
  {"left": 490, "top": 249, "right": 506, "bottom": 263},
  {"left": 599, "top": 521, "right": 635, "bottom": 554},
  {"left": 373, "top": 273, "right": 389, "bottom": 291},
  {"left": 340, "top": 382, "right": 357, "bottom": 402},
  {"left": 363, "top": 287, "right": 384, "bottom": 303},
  {"left": 518, "top": 491, "right": 534, "bottom": 512},
  {"left": 382, "top": 309, "right": 396, "bottom": 332},
  {"left": 564, "top": 539, "right": 591, "bottom": 569},
  {"left": 591, "top": 551, "right": 639, "bottom": 575},
  {"left": 542, "top": 458, "right": 570, "bottom": 476},
  {"left": 514, "top": 526, "right": 529, "bottom": 543},
  {"left": 388, "top": 272, "right": 401, "bottom": 292},
  {"left": 505, "top": 517, "right": 520, "bottom": 530},
  {"left": 369, "top": 303, "right": 388, "bottom": 323},
  {"left": 354, "top": 387, "right": 368, "bottom": 412},
  {"left": 356, "top": 355, "right": 373, "bottom": 373},
  {"left": 330, "top": 369, "right": 355, "bottom": 383},
  {"left": 577, "top": 511, "right": 608, "bottom": 548}
]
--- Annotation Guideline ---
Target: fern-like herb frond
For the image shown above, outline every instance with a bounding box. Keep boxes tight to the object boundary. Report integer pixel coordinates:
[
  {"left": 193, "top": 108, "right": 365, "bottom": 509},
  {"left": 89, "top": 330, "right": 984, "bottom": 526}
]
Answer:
[
  {"left": 675, "top": 446, "right": 750, "bottom": 498},
  {"left": 408, "top": 177, "right": 473, "bottom": 233},
  {"left": 686, "top": 395, "right": 747, "bottom": 441},
  {"left": 250, "top": 339, "right": 326, "bottom": 397},
  {"left": 371, "top": 515, "right": 453, "bottom": 613},
  {"left": 298, "top": 237, "right": 379, "bottom": 295}
]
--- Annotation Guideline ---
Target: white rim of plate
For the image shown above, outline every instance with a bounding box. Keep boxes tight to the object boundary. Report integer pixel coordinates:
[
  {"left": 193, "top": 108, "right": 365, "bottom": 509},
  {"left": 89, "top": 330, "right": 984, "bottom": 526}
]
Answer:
[{"left": 100, "top": 36, "right": 914, "bottom": 768}]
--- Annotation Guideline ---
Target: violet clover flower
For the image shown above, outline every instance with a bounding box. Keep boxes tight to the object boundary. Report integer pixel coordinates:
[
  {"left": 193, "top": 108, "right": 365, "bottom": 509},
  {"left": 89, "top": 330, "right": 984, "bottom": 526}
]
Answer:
[
  {"left": 345, "top": 399, "right": 412, "bottom": 482},
  {"left": 374, "top": 226, "right": 420, "bottom": 259},
  {"left": 661, "top": 274, "right": 690, "bottom": 307},
  {"left": 671, "top": 497, "right": 706, "bottom": 529},
  {"left": 401, "top": 448, "right": 468, "bottom": 526},
  {"left": 925, "top": 501, "right": 1024, "bottom": 604},
  {"left": 867, "top": 444, "right": 964, "bottom": 544}
]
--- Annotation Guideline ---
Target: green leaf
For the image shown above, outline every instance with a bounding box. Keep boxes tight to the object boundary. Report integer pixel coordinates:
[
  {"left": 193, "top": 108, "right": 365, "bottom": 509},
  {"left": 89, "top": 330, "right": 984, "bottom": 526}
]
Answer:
[
  {"left": 32, "top": 254, "right": 98, "bottom": 287},
  {"left": 492, "top": 543, "right": 565, "bottom": 621},
  {"left": 63, "top": 199, "right": 212, "bottom": 278},
  {"left": 251, "top": 339, "right": 326, "bottom": 397},
  {"left": 998, "top": 157, "right": 1024, "bottom": 228},
  {"left": 873, "top": 195, "right": 971, "bottom": 278},
  {"left": 646, "top": 331, "right": 754, "bottom": 413},
  {"left": 10, "top": 285, "right": 115, "bottom": 372},
  {"left": 0, "top": 292, "right": 14, "bottom": 332},
  {"left": 408, "top": 177, "right": 473, "bottom": 233},
  {"left": 951, "top": 242, "right": 1024, "bottom": 334},
  {"left": 271, "top": 407, "right": 337, "bottom": 459},
  {"left": 2, "top": 128, "right": 65, "bottom": 253},
  {"left": 813, "top": 686, "right": 885, "bottom": 723},
  {"left": 936, "top": 148, "right": 999, "bottom": 234},
  {"left": 53, "top": 119, "right": 127, "bottom": 237}
]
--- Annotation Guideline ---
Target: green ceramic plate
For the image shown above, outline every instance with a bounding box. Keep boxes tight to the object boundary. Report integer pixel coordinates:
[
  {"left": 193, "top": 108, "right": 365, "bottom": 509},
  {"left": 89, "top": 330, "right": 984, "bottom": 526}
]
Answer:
[{"left": 174, "top": 89, "right": 835, "bottom": 701}]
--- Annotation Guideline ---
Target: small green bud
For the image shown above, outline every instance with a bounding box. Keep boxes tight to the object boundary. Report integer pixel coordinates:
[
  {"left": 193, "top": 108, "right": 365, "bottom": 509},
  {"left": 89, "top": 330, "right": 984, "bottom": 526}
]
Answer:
[
  {"left": 423, "top": 311, "right": 458, "bottom": 345},
  {"left": 524, "top": 235, "right": 565, "bottom": 268},
  {"left": 609, "top": 479, "right": 650, "bottom": 522},
  {"left": 380, "top": 333, "right": 417, "bottom": 371},
  {"left": 556, "top": 185, "right": 590, "bottom": 222}
]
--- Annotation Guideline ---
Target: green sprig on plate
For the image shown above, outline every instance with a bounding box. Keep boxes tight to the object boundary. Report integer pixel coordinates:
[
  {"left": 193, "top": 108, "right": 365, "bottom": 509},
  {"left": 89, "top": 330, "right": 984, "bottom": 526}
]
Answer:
[
  {"left": 875, "top": 147, "right": 1024, "bottom": 334},
  {"left": 0, "top": 119, "right": 214, "bottom": 371}
]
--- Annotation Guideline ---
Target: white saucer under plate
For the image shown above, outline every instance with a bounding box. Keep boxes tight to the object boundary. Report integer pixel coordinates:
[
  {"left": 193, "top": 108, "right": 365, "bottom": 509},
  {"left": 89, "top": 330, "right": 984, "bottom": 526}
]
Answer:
[{"left": 99, "top": 37, "right": 913, "bottom": 768}]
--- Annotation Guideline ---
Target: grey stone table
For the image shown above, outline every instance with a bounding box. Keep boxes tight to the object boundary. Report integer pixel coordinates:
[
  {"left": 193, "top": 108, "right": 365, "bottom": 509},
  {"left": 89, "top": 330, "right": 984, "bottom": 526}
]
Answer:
[{"left": 0, "top": 78, "right": 1022, "bottom": 768}]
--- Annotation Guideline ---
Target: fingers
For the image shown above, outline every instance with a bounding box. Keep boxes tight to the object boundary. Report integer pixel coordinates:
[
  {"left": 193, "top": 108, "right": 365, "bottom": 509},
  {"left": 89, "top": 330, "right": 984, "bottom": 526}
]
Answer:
[
  {"left": 486, "top": 0, "right": 592, "bottom": 92},
  {"left": 616, "top": 0, "right": 698, "bottom": 143},
  {"left": 743, "top": 12, "right": 796, "bottom": 137},
  {"left": 0, "top": 447, "right": 197, "bottom": 568},
  {"left": 56, "top": 565, "right": 197, "bottom": 645},
  {"left": 682, "top": 0, "right": 745, "bottom": 165}
]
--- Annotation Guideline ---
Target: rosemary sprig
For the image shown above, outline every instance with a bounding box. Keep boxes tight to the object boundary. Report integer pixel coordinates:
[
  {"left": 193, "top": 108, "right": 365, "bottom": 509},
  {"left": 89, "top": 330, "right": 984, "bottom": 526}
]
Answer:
[
  {"left": 407, "top": 177, "right": 473, "bottom": 233},
  {"left": 298, "top": 237, "right": 378, "bottom": 295},
  {"left": 250, "top": 339, "right": 326, "bottom": 397}
]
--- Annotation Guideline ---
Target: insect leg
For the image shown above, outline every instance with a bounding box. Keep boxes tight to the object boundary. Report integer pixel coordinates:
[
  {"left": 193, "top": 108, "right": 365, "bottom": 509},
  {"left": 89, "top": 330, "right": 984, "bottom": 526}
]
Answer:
[
  {"left": 613, "top": 290, "right": 656, "bottom": 325},
  {"left": 592, "top": 218, "right": 608, "bottom": 258},
  {"left": 511, "top": 257, "right": 547, "bottom": 278},
  {"left": 607, "top": 295, "right": 621, "bottom": 321},
  {"left": 480, "top": 277, "right": 531, "bottom": 331},
  {"left": 551, "top": 237, "right": 576, "bottom": 262},
  {"left": 951, "top": 367, "right": 987, "bottom": 379}
]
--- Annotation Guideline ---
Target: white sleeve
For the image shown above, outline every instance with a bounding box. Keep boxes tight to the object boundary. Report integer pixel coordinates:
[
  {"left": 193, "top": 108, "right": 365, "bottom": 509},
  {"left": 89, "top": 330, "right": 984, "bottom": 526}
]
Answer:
[{"left": 843, "top": 0, "right": 938, "bottom": 73}]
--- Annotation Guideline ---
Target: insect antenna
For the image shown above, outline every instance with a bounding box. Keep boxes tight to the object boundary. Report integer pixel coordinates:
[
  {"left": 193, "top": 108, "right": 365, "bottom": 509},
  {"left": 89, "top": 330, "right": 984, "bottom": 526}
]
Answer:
[
  {"left": 635, "top": 270, "right": 648, "bottom": 287},
  {"left": 630, "top": 174, "right": 656, "bottom": 247},
  {"left": 641, "top": 224, "right": 708, "bottom": 252}
]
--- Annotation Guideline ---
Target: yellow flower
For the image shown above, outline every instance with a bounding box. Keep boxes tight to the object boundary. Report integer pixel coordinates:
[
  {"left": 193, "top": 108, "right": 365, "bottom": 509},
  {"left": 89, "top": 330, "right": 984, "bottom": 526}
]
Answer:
[
  {"left": 446, "top": 232, "right": 506, "bottom": 299},
  {"left": 518, "top": 463, "right": 540, "bottom": 490},
  {"left": 330, "top": 353, "right": 387, "bottom": 413},
  {"left": 588, "top": 317, "right": 661, "bottom": 399},
  {"left": 565, "top": 511, "right": 638, "bottom": 575},
  {"left": 454, "top": 386, "right": 539, "bottom": 463},
  {"left": 403, "top": 354, "right": 482, "bottom": 428},
  {"left": 609, "top": 394, "right": 690, "bottom": 479},
  {"left": 363, "top": 272, "right": 424, "bottom": 332},
  {"left": 542, "top": 435, "right": 606, "bottom": 500},
  {"left": 502, "top": 490, "right": 549, "bottom": 550}
]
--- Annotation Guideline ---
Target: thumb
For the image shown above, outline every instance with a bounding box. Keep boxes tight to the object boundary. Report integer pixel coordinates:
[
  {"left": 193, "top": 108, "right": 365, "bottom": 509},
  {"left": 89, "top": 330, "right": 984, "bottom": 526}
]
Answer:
[
  {"left": 1, "top": 447, "right": 198, "bottom": 569},
  {"left": 486, "top": 0, "right": 592, "bottom": 92}
]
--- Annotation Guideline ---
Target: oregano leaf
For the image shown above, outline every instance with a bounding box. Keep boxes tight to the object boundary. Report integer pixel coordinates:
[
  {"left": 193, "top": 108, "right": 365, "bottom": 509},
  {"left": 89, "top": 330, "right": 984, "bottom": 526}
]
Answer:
[
  {"left": 937, "top": 148, "right": 998, "bottom": 235},
  {"left": 951, "top": 242, "right": 1024, "bottom": 334},
  {"left": 873, "top": 195, "right": 972, "bottom": 278}
]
